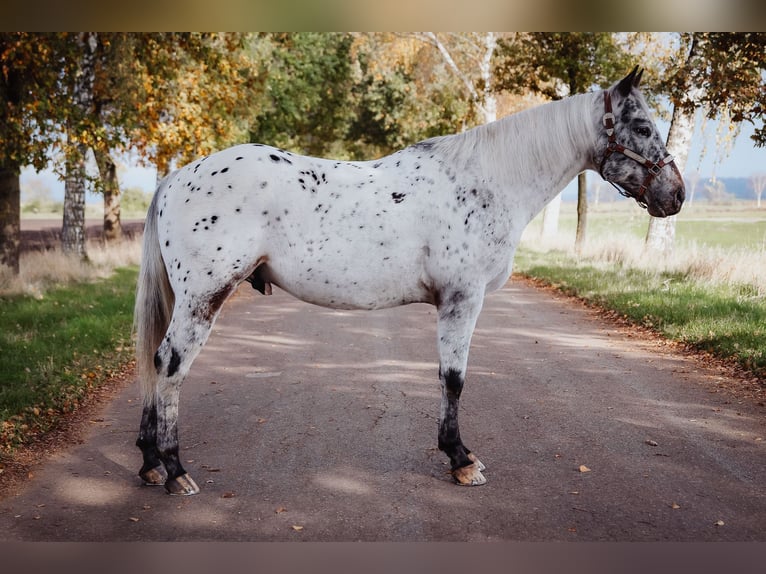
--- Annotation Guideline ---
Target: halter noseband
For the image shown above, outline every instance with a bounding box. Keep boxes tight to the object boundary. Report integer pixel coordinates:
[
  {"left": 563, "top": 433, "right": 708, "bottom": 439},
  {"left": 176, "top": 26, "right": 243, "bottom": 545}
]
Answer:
[{"left": 598, "top": 90, "right": 676, "bottom": 208}]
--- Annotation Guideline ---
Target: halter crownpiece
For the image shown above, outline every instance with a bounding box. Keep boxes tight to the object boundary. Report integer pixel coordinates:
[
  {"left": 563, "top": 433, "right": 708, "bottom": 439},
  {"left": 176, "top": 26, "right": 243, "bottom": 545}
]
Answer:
[{"left": 598, "top": 90, "right": 676, "bottom": 208}]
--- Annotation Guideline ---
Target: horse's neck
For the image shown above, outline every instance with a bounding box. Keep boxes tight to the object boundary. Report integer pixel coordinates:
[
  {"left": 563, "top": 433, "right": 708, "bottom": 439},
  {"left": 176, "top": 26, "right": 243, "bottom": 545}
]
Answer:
[{"left": 471, "top": 91, "right": 601, "bottom": 221}]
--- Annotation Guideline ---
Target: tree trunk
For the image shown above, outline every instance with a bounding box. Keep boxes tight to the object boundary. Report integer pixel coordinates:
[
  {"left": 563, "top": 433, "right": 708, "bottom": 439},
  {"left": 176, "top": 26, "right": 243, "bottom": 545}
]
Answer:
[
  {"left": 61, "top": 32, "right": 97, "bottom": 259},
  {"left": 645, "top": 35, "right": 699, "bottom": 254},
  {"left": 95, "top": 149, "right": 122, "bottom": 242},
  {"left": 0, "top": 163, "right": 21, "bottom": 274},
  {"left": 541, "top": 192, "right": 562, "bottom": 239},
  {"left": 62, "top": 143, "right": 89, "bottom": 259},
  {"left": 644, "top": 100, "right": 694, "bottom": 253},
  {"left": 574, "top": 171, "right": 588, "bottom": 254}
]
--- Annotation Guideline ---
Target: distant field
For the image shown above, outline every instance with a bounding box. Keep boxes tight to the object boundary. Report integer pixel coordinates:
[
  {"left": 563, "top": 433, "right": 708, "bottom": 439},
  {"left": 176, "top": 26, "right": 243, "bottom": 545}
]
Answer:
[{"left": 525, "top": 200, "right": 766, "bottom": 250}]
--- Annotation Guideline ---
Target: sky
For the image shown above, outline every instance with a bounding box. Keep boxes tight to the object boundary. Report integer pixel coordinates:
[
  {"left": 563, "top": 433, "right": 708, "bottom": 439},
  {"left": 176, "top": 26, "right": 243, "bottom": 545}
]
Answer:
[{"left": 20, "top": 112, "right": 766, "bottom": 205}]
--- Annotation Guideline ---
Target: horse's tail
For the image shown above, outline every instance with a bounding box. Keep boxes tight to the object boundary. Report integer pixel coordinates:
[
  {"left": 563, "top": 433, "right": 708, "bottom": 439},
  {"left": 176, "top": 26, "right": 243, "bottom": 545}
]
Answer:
[{"left": 134, "top": 177, "right": 175, "bottom": 407}]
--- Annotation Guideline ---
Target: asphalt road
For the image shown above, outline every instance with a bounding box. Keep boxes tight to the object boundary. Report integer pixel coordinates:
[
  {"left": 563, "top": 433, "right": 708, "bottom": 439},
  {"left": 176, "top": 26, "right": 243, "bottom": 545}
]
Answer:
[{"left": 1, "top": 279, "right": 764, "bottom": 541}]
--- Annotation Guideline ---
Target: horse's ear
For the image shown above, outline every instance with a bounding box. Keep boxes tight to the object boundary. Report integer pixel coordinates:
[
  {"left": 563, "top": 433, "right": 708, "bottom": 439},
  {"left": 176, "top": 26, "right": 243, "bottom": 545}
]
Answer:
[
  {"left": 616, "top": 65, "right": 641, "bottom": 97},
  {"left": 633, "top": 67, "right": 644, "bottom": 87}
]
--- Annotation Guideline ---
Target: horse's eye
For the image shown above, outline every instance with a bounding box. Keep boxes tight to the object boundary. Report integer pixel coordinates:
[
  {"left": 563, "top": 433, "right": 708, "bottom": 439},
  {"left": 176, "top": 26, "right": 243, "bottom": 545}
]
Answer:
[{"left": 633, "top": 126, "right": 652, "bottom": 138}]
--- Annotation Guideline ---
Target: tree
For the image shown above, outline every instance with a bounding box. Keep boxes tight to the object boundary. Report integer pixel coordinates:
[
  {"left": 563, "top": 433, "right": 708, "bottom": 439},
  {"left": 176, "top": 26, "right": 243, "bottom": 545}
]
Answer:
[
  {"left": 345, "top": 33, "right": 473, "bottom": 158},
  {"left": 249, "top": 33, "right": 356, "bottom": 157},
  {"left": 495, "top": 33, "right": 632, "bottom": 252},
  {"left": 0, "top": 33, "right": 67, "bottom": 274},
  {"left": 248, "top": 33, "right": 474, "bottom": 161},
  {"left": 61, "top": 32, "right": 98, "bottom": 259},
  {"left": 130, "top": 33, "right": 262, "bottom": 178},
  {"left": 645, "top": 33, "right": 766, "bottom": 252},
  {"left": 750, "top": 172, "right": 766, "bottom": 208},
  {"left": 409, "top": 32, "right": 500, "bottom": 124},
  {"left": 84, "top": 33, "right": 261, "bottom": 241},
  {"left": 686, "top": 170, "right": 702, "bottom": 206}
]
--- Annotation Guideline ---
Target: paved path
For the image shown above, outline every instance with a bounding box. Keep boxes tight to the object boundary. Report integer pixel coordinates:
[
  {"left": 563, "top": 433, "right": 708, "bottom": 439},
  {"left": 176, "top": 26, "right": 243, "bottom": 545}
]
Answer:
[{"left": 1, "top": 280, "right": 764, "bottom": 541}]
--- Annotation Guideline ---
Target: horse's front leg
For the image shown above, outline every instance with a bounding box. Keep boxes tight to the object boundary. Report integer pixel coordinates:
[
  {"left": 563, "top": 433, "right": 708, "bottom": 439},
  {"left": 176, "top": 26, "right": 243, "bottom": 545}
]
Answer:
[{"left": 436, "top": 287, "right": 487, "bottom": 486}]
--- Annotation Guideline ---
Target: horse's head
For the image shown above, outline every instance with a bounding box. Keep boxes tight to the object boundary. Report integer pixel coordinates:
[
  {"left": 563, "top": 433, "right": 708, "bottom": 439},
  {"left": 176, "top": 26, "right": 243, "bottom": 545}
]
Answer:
[{"left": 596, "top": 66, "right": 685, "bottom": 218}]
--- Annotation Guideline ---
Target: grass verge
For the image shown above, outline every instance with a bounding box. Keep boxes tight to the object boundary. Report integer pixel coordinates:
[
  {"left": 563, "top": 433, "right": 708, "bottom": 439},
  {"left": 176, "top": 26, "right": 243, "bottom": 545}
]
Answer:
[
  {"left": 514, "top": 248, "right": 766, "bottom": 380},
  {"left": 0, "top": 266, "right": 138, "bottom": 454}
]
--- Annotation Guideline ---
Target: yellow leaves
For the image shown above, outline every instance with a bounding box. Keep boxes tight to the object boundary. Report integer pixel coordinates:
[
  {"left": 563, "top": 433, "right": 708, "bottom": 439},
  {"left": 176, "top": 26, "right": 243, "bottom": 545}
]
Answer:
[
  {"left": 291, "top": 525, "right": 304, "bottom": 532},
  {"left": 578, "top": 465, "right": 591, "bottom": 473}
]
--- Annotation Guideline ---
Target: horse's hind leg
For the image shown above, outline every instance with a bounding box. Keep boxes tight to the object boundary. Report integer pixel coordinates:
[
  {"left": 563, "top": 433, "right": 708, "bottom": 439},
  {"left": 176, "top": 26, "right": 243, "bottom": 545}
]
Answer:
[
  {"left": 148, "top": 295, "right": 227, "bottom": 495},
  {"left": 136, "top": 403, "right": 166, "bottom": 485},
  {"left": 436, "top": 286, "right": 487, "bottom": 486}
]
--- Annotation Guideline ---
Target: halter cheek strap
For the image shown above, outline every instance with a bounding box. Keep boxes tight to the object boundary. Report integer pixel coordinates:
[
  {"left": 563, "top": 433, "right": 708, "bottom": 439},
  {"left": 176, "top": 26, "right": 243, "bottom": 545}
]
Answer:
[{"left": 599, "top": 90, "right": 676, "bottom": 207}]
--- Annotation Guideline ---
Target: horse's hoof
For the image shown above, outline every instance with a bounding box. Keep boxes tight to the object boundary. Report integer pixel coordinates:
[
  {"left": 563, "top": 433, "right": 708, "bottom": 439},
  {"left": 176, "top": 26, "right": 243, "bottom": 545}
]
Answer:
[
  {"left": 452, "top": 463, "right": 487, "bottom": 486},
  {"left": 165, "top": 473, "right": 200, "bottom": 495},
  {"left": 139, "top": 465, "right": 167, "bottom": 486},
  {"left": 467, "top": 452, "right": 486, "bottom": 472}
]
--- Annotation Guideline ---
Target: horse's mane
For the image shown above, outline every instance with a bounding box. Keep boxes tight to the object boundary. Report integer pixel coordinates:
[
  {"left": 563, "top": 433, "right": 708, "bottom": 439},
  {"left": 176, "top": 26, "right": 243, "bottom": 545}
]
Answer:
[{"left": 421, "top": 91, "right": 599, "bottom": 189}]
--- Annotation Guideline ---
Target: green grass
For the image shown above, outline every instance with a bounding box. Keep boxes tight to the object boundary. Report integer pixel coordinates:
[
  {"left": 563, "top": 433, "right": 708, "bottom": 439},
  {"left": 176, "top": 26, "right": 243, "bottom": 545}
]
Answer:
[
  {"left": 0, "top": 267, "right": 137, "bottom": 452},
  {"left": 514, "top": 249, "right": 766, "bottom": 378}
]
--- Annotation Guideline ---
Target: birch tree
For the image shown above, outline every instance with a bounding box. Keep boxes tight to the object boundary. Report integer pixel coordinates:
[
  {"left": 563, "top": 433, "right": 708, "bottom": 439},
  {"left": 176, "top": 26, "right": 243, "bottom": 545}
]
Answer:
[
  {"left": 408, "top": 32, "right": 500, "bottom": 124},
  {"left": 749, "top": 173, "right": 766, "bottom": 208},
  {"left": 645, "top": 32, "right": 766, "bottom": 252},
  {"left": 61, "top": 32, "right": 97, "bottom": 259}
]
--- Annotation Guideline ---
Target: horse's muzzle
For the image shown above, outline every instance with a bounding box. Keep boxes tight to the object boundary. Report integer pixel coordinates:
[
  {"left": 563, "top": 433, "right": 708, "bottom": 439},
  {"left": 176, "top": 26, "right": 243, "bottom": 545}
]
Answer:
[{"left": 648, "top": 185, "right": 685, "bottom": 218}]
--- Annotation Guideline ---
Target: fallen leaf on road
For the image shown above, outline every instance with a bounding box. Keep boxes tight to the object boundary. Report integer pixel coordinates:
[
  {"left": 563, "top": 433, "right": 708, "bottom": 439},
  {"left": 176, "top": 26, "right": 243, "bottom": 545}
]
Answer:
[
  {"left": 645, "top": 440, "right": 659, "bottom": 447},
  {"left": 222, "top": 492, "right": 235, "bottom": 499},
  {"left": 715, "top": 520, "right": 725, "bottom": 527},
  {"left": 670, "top": 503, "right": 681, "bottom": 509},
  {"left": 292, "top": 525, "right": 304, "bottom": 531},
  {"left": 275, "top": 506, "right": 287, "bottom": 514},
  {"left": 128, "top": 517, "right": 140, "bottom": 522},
  {"left": 579, "top": 465, "right": 591, "bottom": 473}
]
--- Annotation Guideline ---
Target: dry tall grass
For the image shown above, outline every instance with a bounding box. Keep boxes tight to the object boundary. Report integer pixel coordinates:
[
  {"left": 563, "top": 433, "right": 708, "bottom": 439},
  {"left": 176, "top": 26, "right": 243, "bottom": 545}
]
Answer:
[
  {"left": 0, "top": 238, "right": 142, "bottom": 298},
  {"left": 520, "top": 227, "right": 766, "bottom": 298}
]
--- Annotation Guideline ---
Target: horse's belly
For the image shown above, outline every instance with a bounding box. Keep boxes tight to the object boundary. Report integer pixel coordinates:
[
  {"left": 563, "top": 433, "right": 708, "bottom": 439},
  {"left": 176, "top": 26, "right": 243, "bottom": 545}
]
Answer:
[{"left": 262, "top": 259, "right": 429, "bottom": 311}]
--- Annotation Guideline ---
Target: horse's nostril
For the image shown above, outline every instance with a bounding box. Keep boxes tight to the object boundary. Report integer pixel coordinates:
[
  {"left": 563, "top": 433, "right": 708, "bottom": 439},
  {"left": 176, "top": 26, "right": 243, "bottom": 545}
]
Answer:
[{"left": 676, "top": 187, "right": 685, "bottom": 205}]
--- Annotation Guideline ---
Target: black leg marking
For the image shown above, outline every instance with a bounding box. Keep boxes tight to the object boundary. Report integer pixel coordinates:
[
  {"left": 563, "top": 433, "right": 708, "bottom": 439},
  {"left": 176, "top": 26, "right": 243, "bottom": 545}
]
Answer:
[
  {"left": 136, "top": 404, "right": 166, "bottom": 484},
  {"left": 438, "top": 367, "right": 472, "bottom": 470}
]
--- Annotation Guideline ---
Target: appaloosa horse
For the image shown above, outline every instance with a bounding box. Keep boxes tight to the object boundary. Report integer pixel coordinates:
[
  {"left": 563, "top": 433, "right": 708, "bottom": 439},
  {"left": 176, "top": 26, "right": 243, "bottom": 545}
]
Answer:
[{"left": 134, "top": 66, "right": 684, "bottom": 494}]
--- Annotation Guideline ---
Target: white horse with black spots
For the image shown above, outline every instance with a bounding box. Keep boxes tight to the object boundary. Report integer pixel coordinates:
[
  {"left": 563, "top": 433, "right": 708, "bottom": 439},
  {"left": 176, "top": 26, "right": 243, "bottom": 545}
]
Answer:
[{"left": 134, "top": 66, "right": 684, "bottom": 495}]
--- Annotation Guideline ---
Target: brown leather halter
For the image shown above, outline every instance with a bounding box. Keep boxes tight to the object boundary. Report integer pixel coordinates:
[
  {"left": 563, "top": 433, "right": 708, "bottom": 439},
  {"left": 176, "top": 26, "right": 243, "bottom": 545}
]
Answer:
[{"left": 598, "top": 90, "right": 677, "bottom": 208}]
